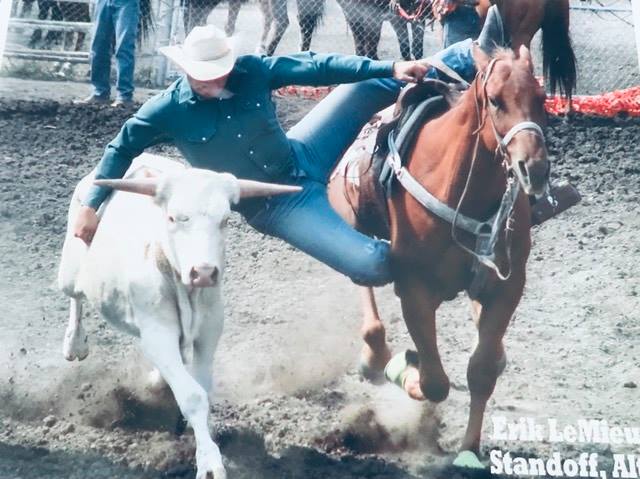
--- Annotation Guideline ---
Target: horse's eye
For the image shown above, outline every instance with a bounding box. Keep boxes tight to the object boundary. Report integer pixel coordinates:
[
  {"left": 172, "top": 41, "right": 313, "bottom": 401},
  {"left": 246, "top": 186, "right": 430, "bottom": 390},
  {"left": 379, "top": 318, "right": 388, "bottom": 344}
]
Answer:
[{"left": 489, "top": 97, "right": 501, "bottom": 109}]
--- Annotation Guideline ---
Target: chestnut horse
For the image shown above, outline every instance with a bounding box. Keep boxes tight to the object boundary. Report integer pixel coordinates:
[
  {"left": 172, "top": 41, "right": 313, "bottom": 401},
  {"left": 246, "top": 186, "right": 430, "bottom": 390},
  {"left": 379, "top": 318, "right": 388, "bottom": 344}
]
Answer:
[{"left": 331, "top": 45, "right": 549, "bottom": 467}]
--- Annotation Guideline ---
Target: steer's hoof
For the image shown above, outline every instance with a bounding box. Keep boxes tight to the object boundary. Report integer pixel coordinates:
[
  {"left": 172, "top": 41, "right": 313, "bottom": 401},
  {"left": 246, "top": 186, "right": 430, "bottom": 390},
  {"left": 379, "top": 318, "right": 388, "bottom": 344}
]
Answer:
[
  {"left": 196, "top": 466, "right": 226, "bottom": 479},
  {"left": 452, "top": 450, "right": 485, "bottom": 469},
  {"left": 62, "top": 337, "right": 89, "bottom": 361}
]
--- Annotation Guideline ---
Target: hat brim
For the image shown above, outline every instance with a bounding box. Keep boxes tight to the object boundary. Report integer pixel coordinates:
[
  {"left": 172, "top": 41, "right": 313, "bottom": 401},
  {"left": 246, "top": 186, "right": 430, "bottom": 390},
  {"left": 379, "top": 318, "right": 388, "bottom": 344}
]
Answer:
[{"left": 159, "top": 44, "right": 236, "bottom": 81}]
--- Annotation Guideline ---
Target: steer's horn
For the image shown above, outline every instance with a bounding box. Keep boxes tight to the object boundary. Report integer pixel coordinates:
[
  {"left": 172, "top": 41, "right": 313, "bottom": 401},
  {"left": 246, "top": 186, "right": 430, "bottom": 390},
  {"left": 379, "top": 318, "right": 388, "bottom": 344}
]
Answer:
[
  {"left": 94, "top": 178, "right": 158, "bottom": 196},
  {"left": 237, "top": 180, "right": 302, "bottom": 199}
]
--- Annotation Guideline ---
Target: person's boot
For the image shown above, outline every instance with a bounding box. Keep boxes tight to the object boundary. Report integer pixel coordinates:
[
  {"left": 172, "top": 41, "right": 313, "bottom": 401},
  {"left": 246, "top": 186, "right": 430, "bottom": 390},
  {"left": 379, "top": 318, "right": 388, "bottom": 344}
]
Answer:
[
  {"left": 530, "top": 180, "right": 582, "bottom": 226},
  {"left": 73, "top": 94, "right": 110, "bottom": 105},
  {"left": 476, "top": 5, "right": 508, "bottom": 55}
]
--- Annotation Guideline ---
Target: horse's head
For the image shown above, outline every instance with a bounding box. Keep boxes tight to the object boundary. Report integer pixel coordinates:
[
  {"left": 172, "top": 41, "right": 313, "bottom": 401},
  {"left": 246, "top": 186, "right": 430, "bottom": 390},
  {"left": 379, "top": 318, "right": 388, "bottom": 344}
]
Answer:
[{"left": 472, "top": 44, "right": 550, "bottom": 198}]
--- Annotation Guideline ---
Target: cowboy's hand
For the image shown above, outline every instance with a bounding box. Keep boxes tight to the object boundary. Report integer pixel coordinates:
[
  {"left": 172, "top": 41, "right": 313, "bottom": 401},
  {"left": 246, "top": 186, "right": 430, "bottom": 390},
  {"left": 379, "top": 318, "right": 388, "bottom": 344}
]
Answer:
[
  {"left": 393, "top": 60, "right": 429, "bottom": 83},
  {"left": 74, "top": 205, "right": 99, "bottom": 246}
]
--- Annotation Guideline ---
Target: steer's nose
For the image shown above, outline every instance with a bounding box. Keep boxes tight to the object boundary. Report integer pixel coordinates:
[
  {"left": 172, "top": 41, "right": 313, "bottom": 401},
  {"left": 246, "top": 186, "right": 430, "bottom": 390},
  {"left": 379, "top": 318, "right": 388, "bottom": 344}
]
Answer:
[{"left": 189, "top": 265, "right": 219, "bottom": 287}]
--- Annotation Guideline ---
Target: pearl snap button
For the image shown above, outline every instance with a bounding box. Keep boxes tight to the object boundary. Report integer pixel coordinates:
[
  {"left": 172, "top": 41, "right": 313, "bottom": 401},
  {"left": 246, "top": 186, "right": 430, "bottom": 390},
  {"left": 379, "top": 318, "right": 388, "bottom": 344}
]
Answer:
[
  {"left": 201, "top": 137, "right": 206, "bottom": 141},
  {"left": 256, "top": 103, "right": 261, "bottom": 107},
  {"left": 237, "top": 133, "right": 242, "bottom": 138},
  {"left": 249, "top": 150, "right": 254, "bottom": 155},
  {"left": 263, "top": 164, "right": 268, "bottom": 169},
  {"left": 226, "top": 115, "right": 231, "bottom": 119}
]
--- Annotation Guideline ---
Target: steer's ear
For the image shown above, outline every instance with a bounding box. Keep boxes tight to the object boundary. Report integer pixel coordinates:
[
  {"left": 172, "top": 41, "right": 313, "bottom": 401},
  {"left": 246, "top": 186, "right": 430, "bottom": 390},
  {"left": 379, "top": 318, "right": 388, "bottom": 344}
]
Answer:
[{"left": 218, "top": 173, "right": 241, "bottom": 205}]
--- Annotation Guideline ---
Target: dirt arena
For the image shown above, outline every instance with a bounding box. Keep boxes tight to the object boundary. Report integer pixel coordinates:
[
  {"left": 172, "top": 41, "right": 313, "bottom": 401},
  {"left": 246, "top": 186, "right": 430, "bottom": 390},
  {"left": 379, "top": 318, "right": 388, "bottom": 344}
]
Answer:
[{"left": 0, "top": 77, "right": 639, "bottom": 479}]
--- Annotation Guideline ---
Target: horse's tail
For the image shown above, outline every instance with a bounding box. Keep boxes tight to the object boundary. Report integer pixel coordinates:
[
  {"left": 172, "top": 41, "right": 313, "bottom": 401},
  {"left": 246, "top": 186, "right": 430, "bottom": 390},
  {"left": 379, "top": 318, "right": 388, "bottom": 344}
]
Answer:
[
  {"left": 137, "top": 0, "right": 154, "bottom": 46},
  {"left": 541, "top": 0, "right": 576, "bottom": 99}
]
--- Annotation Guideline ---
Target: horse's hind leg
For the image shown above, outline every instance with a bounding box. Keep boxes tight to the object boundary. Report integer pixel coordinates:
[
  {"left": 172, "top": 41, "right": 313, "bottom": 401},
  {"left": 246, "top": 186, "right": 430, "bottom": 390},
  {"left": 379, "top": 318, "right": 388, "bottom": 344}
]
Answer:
[
  {"left": 458, "top": 273, "right": 525, "bottom": 463},
  {"left": 265, "top": 0, "right": 290, "bottom": 55},
  {"left": 359, "top": 287, "right": 392, "bottom": 382},
  {"left": 225, "top": 0, "right": 242, "bottom": 35},
  {"left": 389, "top": 16, "right": 411, "bottom": 60}
]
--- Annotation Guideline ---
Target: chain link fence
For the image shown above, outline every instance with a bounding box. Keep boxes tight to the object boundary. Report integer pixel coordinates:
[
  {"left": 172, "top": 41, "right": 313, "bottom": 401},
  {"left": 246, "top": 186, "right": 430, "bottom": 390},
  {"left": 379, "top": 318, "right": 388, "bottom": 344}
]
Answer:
[{"left": 2, "top": 0, "right": 639, "bottom": 94}]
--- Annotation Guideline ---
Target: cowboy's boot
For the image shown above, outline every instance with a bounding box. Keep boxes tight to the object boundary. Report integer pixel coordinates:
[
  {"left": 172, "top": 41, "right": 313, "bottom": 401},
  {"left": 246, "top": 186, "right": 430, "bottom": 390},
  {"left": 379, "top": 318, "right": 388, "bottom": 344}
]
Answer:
[{"left": 476, "top": 5, "right": 508, "bottom": 54}]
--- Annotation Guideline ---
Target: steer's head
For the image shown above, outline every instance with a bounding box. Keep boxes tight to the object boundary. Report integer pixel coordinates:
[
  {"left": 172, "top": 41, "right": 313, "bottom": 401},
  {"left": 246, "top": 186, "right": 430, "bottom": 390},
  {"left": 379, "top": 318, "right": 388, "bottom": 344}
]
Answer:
[{"left": 95, "top": 169, "right": 301, "bottom": 288}]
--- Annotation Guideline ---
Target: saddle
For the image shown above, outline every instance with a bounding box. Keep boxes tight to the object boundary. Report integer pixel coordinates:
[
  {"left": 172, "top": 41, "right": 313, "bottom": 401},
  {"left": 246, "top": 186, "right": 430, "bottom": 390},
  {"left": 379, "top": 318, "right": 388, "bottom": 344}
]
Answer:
[{"left": 332, "top": 79, "right": 462, "bottom": 240}]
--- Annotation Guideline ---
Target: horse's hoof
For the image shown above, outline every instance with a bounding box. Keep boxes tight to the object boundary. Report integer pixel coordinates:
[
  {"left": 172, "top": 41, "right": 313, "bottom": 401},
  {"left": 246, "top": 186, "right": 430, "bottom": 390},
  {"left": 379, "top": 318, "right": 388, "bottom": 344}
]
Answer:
[
  {"left": 383, "top": 350, "right": 418, "bottom": 389},
  {"left": 453, "top": 450, "right": 485, "bottom": 469},
  {"left": 497, "top": 351, "right": 507, "bottom": 377},
  {"left": 358, "top": 359, "right": 386, "bottom": 385}
]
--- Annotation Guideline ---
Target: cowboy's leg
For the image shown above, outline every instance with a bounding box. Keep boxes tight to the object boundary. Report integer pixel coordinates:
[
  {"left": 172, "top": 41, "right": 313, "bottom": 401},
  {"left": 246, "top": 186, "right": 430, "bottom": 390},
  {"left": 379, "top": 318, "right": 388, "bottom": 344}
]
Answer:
[
  {"left": 247, "top": 179, "right": 392, "bottom": 286},
  {"left": 113, "top": 0, "right": 139, "bottom": 101},
  {"left": 286, "top": 77, "right": 402, "bottom": 183},
  {"left": 90, "top": 0, "right": 114, "bottom": 98},
  {"left": 442, "top": 5, "right": 481, "bottom": 48}
]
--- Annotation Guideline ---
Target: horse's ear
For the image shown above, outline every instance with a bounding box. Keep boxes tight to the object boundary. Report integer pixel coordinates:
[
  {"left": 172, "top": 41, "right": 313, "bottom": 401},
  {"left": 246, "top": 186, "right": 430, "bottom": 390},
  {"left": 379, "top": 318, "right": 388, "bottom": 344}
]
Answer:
[
  {"left": 472, "top": 42, "right": 491, "bottom": 71},
  {"left": 519, "top": 45, "right": 534, "bottom": 72}
]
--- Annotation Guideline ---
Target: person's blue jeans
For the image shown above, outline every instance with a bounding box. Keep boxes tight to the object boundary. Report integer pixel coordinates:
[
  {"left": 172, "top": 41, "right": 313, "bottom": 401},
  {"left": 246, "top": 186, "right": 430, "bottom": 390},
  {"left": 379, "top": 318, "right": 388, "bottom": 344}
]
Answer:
[
  {"left": 442, "top": 6, "right": 481, "bottom": 48},
  {"left": 246, "top": 40, "right": 476, "bottom": 286},
  {"left": 247, "top": 78, "right": 402, "bottom": 286},
  {"left": 90, "top": 0, "right": 139, "bottom": 101}
]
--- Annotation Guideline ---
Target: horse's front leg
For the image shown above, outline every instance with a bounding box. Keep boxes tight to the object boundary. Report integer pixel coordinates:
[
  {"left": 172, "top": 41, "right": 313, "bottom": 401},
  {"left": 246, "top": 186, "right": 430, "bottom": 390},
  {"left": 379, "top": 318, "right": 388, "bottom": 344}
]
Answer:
[
  {"left": 359, "top": 287, "right": 392, "bottom": 382},
  {"left": 456, "top": 270, "right": 525, "bottom": 468},
  {"left": 395, "top": 275, "right": 448, "bottom": 402}
]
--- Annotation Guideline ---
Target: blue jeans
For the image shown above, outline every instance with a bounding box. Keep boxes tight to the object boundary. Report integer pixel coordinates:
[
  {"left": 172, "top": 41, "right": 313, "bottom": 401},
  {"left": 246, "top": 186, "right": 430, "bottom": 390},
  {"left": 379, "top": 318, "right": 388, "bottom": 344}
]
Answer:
[
  {"left": 442, "top": 6, "right": 481, "bottom": 48},
  {"left": 247, "top": 78, "right": 402, "bottom": 286},
  {"left": 90, "top": 0, "right": 139, "bottom": 100}
]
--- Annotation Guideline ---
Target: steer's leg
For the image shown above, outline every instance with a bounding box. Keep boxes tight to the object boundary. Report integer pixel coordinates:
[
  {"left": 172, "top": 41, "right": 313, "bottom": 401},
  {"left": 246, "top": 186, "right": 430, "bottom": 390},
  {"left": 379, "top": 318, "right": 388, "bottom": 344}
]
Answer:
[
  {"left": 63, "top": 298, "right": 89, "bottom": 361},
  {"left": 191, "top": 301, "right": 225, "bottom": 395},
  {"left": 359, "top": 287, "right": 392, "bottom": 382},
  {"left": 139, "top": 321, "right": 226, "bottom": 479}
]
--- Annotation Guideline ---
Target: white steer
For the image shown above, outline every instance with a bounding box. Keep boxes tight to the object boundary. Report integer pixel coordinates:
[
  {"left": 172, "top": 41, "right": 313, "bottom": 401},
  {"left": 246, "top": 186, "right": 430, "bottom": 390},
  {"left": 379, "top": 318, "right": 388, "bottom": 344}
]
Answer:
[{"left": 57, "top": 153, "right": 300, "bottom": 479}]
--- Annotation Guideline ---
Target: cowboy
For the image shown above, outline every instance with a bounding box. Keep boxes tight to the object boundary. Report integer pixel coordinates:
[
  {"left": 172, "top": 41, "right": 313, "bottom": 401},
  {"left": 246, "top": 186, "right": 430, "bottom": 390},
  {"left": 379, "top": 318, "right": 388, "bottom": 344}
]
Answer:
[{"left": 73, "top": 10, "right": 517, "bottom": 287}]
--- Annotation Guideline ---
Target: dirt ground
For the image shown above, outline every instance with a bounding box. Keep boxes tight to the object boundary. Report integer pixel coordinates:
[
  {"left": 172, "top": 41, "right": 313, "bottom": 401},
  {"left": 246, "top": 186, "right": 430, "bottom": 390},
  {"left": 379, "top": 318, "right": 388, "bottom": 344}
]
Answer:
[{"left": 0, "top": 77, "right": 639, "bottom": 479}]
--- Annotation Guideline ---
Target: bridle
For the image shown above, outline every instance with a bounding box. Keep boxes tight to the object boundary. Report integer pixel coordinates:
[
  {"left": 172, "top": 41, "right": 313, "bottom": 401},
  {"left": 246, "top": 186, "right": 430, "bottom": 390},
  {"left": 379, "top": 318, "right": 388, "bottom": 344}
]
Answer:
[{"left": 451, "top": 56, "right": 547, "bottom": 281}]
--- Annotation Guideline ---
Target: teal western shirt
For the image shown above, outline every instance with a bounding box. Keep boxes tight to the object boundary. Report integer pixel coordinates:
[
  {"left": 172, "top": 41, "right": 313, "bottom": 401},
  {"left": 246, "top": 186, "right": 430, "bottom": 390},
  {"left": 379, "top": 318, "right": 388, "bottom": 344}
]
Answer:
[{"left": 83, "top": 52, "right": 395, "bottom": 210}]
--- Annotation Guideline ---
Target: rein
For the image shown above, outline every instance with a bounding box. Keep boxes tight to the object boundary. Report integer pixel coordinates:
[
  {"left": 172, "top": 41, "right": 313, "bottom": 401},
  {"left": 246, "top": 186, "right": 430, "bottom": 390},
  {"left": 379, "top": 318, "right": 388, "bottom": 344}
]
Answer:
[{"left": 387, "top": 56, "right": 546, "bottom": 285}]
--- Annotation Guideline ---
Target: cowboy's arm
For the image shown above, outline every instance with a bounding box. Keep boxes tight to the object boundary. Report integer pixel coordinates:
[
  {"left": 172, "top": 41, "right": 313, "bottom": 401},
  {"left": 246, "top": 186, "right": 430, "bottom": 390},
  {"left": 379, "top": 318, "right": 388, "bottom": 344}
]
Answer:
[
  {"left": 82, "top": 94, "right": 172, "bottom": 211},
  {"left": 263, "top": 52, "right": 396, "bottom": 89}
]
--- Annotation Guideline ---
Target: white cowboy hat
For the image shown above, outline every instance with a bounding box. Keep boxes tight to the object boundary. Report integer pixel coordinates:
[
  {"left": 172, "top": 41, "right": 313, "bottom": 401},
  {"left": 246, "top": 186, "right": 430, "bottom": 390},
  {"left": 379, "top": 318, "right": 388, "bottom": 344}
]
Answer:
[{"left": 159, "top": 25, "right": 236, "bottom": 81}]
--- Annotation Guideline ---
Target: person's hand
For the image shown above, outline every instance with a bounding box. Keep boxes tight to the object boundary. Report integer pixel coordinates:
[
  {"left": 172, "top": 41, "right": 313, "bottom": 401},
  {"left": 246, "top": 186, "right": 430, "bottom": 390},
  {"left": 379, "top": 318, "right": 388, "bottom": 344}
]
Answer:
[
  {"left": 74, "top": 205, "right": 99, "bottom": 246},
  {"left": 392, "top": 60, "right": 429, "bottom": 83}
]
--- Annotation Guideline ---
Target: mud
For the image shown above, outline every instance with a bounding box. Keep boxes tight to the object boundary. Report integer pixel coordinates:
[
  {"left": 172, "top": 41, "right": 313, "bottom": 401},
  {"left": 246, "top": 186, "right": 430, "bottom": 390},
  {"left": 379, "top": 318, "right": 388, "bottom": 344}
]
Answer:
[{"left": 0, "top": 82, "right": 639, "bottom": 478}]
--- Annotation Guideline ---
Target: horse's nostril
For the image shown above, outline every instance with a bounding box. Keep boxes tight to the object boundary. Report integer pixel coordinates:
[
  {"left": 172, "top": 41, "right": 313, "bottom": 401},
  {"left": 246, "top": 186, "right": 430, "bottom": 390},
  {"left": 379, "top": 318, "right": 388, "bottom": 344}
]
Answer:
[
  {"left": 210, "top": 267, "right": 219, "bottom": 282},
  {"left": 189, "top": 267, "right": 198, "bottom": 281}
]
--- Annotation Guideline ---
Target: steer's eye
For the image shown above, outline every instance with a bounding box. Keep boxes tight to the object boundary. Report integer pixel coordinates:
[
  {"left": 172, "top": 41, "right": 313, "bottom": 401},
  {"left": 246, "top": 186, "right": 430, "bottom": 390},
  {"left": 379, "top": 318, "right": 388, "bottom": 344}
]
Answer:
[
  {"left": 168, "top": 215, "right": 175, "bottom": 223},
  {"left": 221, "top": 216, "right": 229, "bottom": 228},
  {"left": 175, "top": 214, "right": 190, "bottom": 223}
]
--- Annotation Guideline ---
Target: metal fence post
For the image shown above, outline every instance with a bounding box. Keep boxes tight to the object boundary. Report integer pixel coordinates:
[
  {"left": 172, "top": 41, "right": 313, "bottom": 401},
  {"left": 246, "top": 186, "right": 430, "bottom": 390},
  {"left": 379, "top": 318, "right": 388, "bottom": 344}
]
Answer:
[
  {"left": 0, "top": 0, "right": 11, "bottom": 68},
  {"left": 633, "top": 0, "right": 640, "bottom": 70}
]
